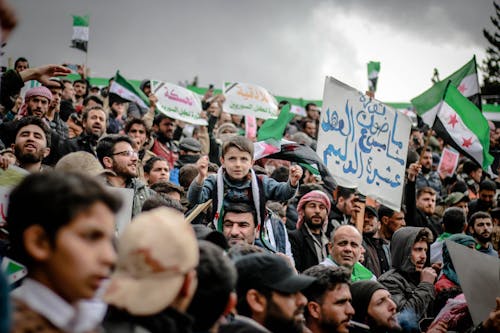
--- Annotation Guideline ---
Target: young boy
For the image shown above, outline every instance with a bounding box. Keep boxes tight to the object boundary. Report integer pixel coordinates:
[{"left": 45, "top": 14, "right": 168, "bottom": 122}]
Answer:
[
  {"left": 7, "top": 171, "right": 121, "bottom": 333},
  {"left": 188, "top": 136, "right": 302, "bottom": 229}
]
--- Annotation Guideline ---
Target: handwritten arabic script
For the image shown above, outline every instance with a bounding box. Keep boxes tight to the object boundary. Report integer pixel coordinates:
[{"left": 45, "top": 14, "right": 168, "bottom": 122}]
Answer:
[
  {"left": 317, "top": 77, "right": 411, "bottom": 211},
  {"left": 223, "top": 82, "right": 278, "bottom": 119}
]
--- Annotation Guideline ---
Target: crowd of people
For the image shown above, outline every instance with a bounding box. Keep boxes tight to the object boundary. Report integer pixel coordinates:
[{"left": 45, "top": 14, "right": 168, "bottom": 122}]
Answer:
[{"left": 0, "top": 55, "right": 499, "bottom": 333}]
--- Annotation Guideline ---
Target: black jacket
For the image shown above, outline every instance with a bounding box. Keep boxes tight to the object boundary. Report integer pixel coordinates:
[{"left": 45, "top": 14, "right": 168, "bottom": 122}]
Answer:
[
  {"left": 288, "top": 226, "right": 324, "bottom": 273},
  {"left": 404, "top": 180, "right": 442, "bottom": 240}
]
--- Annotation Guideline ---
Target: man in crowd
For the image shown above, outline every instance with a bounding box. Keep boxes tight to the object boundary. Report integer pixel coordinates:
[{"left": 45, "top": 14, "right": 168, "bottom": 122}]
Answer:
[
  {"left": 289, "top": 190, "right": 331, "bottom": 272},
  {"left": 73, "top": 79, "right": 88, "bottom": 107},
  {"left": 406, "top": 162, "right": 442, "bottom": 239},
  {"left": 378, "top": 227, "right": 437, "bottom": 321},
  {"left": 0, "top": 116, "right": 51, "bottom": 173},
  {"left": 363, "top": 206, "right": 394, "bottom": 277},
  {"left": 222, "top": 202, "right": 258, "bottom": 247},
  {"left": 350, "top": 280, "right": 401, "bottom": 333},
  {"left": 302, "top": 265, "right": 355, "bottom": 333},
  {"left": 431, "top": 207, "right": 467, "bottom": 264},
  {"left": 220, "top": 253, "right": 315, "bottom": 333},
  {"left": 469, "top": 211, "right": 496, "bottom": 257},
  {"left": 415, "top": 147, "right": 442, "bottom": 196},
  {"left": 44, "top": 79, "right": 68, "bottom": 139},
  {"left": 171, "top": 137, "right": 202, "bottom": 184},
  {"left": 468, "top": 179, "right": 497, "bottom": 218},
  {"left": 103, "top": 208, "right": 199, "bottom": 333},
  {"left": 8, "top": 172, "right": 120, "bottom": 332},
  {"left": 328, "top": 186, "right": 360, "bottom": 235},
  {"left": 444, "top": 191, "right": 469, "bottom": 218},
  {"left": 58, "top": 105, "right": 107, "bottom": 158},
  {"left": 14, "top": 57, "right": 29, "bottom": 73},
  {"left": 97, "top": 134, "right": 155, "bottom": 216},
  {"left": 152, "top": 114, "right": 179, "bottom": 170},
  {"left": 320, "top": 225, "right": 376, "bottom": 282}
]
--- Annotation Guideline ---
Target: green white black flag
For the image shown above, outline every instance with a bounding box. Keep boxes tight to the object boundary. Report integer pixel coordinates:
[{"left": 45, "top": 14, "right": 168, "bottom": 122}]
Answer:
[
  {"left": 367, "top": 61, "right": 380, "bottom": 92},
  {"left": 71, "top": 15, "right": 89, "bottom": 52}
]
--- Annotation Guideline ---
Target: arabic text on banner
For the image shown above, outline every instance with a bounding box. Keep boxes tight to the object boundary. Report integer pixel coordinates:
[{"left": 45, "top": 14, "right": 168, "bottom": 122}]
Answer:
[
  {"left": 316, "top": 77, "right": 411, "bottom": 211},
  {"left": 151, "top": 80, "right": 207, "bottom": 126},
  {"left": 223, "top": 82, "right": 278, "bottom": 119}
]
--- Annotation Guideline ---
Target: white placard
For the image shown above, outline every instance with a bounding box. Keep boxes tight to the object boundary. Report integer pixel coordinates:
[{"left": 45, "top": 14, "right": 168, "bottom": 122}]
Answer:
[
  {"left": 152, "top": 80, "right": 207, "bottom": 125},
  {"left": 316, "top": 77, "right": 411, "bottom": 211},
  {"left": 223, "top": 82, "right": 278, "bottom": 119}
]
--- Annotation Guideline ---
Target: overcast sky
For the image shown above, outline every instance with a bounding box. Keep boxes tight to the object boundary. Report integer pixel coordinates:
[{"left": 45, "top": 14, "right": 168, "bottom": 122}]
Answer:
[{"left": 5, "top": 0, "right": 495, "bottom": 102}]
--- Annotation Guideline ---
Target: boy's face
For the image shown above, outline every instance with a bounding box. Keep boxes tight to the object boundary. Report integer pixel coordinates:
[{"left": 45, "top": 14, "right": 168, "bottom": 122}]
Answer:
[
  {"left": 221, "top": 147, "right": 253, "bottom": 180},
  {"left": 41, "top": 202, "right": 116, "bottom": 303}
]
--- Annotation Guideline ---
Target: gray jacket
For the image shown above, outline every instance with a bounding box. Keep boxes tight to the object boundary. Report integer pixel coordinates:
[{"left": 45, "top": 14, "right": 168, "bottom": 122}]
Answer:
[{"left": 378, "top": 227, "right": 435, "bottom": 321}]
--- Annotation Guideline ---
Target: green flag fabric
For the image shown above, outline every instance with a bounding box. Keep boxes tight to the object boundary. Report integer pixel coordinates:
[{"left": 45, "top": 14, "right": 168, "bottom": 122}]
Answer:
[
  {"left": 257, "top": 104, "right": 294, "bottom": 141},
  {"left": 433, "top": 83, "right": 493, "bottom": 170},
  {"left": 71, "top": 15, "right": 89, "bottom": 52},
  {"left": 411, "top": 56, "right": 480, "bottom": 126},
  {"left": 367, "top": 61, "right": 381, "bottom": 92},
  {"left": 110, "top": 71, "right": 150, "bottom": 109}
]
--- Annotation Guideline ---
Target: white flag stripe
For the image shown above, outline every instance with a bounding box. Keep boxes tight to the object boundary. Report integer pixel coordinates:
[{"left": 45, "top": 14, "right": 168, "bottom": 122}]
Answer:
[
  {"left": 110, "top": 82, "right": 148, "bottom": 109},
  {"left": 438, "top": 102, "right": 484, "bottom": 165},
  {"left": 72, "top": 26, "right": 89, "bottom": 41},
  {"left": 459, "top": 73, "right": 480, "bottom": 97}
]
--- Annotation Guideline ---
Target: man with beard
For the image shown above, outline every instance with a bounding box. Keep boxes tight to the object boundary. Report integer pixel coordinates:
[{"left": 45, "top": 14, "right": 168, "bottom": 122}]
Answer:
[
  {"left": 58, "top": 106, "right": 107, "bottom": 159},
  {"left": 151, "top": 114, "right": 179, "bottom": 170},
  {"left": 468, "top": 180, "right": 496, "bottom": 218},
  {"left": 73, "top": 79, "right": 88, "bottom": 108},
  {"left": 469, "top": 211, "right": 496, "bottom": 257},
  {"left": 124, "top": 118, "right": 155, "bottom": 181},
  {"left": 289, "top": 190, "right": 331, "bottom": 272},
  {"left": 302, "top": 265, "right": 355, "bottom": 333},
  {"left": 0, "top": 117, "right": 51, "bottom": 172},
  {"left": 350, "top": 280, "right": 401, "bottom": 333},
  {"left": 320, "top": 225, "right": 376, "bottom": 282},
  {"left": 378, "top": 227, "right": 437, "bottom": 321},
  {"left": 219, "top": 253, "right": 315, "bottom": 333},
  {"left": 97, "top": 135, "right": 155, "bottom": 217},
  {"left": 44, "top": 79, "right": 68, "bottom": 139},
  {"left": 405, "top": 162, "right": 442, "bottom": 240},
  {"left": 222, "top": 203, "right": 258, "bottom": 247},
  {"left": 415, "top": 148, "right": 442, "bottom": 196},
  {"left": 327, "top": 186, "right": 361, "bottom": 237},
  {"left": 363, "top": 206, "right": 395, "bottom": 277}
]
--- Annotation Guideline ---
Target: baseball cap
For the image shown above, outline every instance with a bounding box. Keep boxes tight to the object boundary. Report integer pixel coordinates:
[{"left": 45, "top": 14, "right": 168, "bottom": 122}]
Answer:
[
  {"left": 364, "top": 205, "right": 378, "bottom": 219},
  {"left": 444, "top": 192, "right": 470, "bottom": 206},
  {"left": 104, "top": 207, "right": 199, "bottom": 315},
  {"left": 179, "top": 137, "right": 202, "bottom": 153},
  {"left": 235, "top": 253, "right": 315, "bottom": 295}
]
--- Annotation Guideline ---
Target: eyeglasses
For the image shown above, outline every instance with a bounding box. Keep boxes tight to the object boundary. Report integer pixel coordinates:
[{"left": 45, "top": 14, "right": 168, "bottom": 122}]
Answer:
[{"left": 112, "top": 150, "right": 138, "bottom": 158}]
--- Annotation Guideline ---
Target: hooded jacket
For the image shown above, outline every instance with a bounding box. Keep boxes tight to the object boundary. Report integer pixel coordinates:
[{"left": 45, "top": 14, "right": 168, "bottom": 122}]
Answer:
[{"left": 378, "top": 227, "right": 435, "bottom": 321}]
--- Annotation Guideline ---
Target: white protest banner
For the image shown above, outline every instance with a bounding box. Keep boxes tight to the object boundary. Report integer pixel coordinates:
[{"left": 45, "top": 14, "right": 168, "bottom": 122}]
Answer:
[
  {"left": 317, "top": 77, "right": 411, "bottom": 211},
  {"left": 438, "top": 147, "right": 460, "bottom": 178},
  {"left": 151, "top": 80, "right": 207, "bottom": 126},
  {"left": 223, "top": 82, "right": 278, "bottom": 119}
]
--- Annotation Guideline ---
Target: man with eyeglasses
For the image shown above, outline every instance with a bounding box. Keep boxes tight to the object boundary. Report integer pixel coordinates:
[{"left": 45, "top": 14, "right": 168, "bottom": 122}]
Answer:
[{"left": 97, "top": 134, "right": 155, "bottom": 217}]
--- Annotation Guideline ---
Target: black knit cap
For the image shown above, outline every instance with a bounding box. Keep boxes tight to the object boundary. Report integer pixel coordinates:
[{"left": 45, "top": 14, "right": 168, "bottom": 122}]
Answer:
[{"left": 350, "top": 280, "right": 388, "bottom": 323}]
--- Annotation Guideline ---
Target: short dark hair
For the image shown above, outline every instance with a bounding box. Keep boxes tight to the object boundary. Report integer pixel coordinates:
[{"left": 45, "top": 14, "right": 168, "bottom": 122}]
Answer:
[
  {"left": 153, "top": 114, "right": 174, "bottom": 127},
  {"left": 179, "top": 164, "right": 199, "bottom": 190},
  {"left": 469, "top": 211, "right": 492, "bottom": 229},
  {"left": 143, "top": 157, "right": 168, "bottom": 174},
  {"left": 442, "top": 207, "right": 466, "bottom": 234},
  {"left": 463, "top": 159, "right": 481, "bottom": 175},
  {"left": 141, "top": 195, "right": 185, "bottom": 213},
  {"left": 187, "top": 241, "right": 237, "bottom": 331},
  {"left": 417, "top": 186, "right": 436, "bottom": 199},
  {"left": 15, "top": 116, "right": 51, "bottom": 147},
  {"left": 221, "top": 136, "right": 254, "bottom": 158},
  {"left": 7, "top": 172, "right": 121, "bottom": 266},
  {"left": 415, "top": 227, "right": 433, "bottom": 244},
  {"left": 336, "top": 186, "right": 356, "bottom": 201},
  {"left": 479, "top": 179, "right": 496, "bottom": 192},
  {"left": 96, "top": 134, "right": 134, "bottom": 165},
  {"left": 305, "top": 103, "right": 317, "bottom": 112},
  {"left": 150, "top": 181, "right": 184, "bottom": 197},
  {"left": 124, "top": 118, "right": 150, "bottom": 137},
  {"left": 270, "top": 166, "right": 289, "bottom": 183},
  {"left": 14, "top": 57, "right": 29, "bottom": 69},
  {"left": 82, "top": 105, "right": 107, "bottom": 122},
  {"left": 83, "top": 95, "right": 104, "bottom": 107},
  {"left": 302, "top": 265, "right": 351, "bottom": 318},
  {"left": 377, "top": 205, "right": 396, "bottom": 220},
  {"left": 223, "top": 202, "right": 257, "bottom": 227}
]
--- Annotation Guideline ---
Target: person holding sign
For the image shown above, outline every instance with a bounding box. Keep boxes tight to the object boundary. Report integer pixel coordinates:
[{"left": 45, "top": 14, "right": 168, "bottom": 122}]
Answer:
[{"left": 188, "top": 136, "right": 302, "bottom": 229}]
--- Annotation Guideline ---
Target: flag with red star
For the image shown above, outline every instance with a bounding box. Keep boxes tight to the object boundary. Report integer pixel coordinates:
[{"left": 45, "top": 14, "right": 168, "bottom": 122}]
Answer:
[
  {"left": 411, "top": 56, "right": 481, "bottom": 126},
  {"left": 433, "top": 83, "right": 493, "bottom": 170}
]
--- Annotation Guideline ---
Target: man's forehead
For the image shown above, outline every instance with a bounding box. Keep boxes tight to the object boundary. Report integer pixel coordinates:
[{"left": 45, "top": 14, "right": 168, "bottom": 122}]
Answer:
[
  {"left": 29, "top": 95, "right": 49, "bottom": 103},
  {"left": 224, "top": 211, "right": 254, "bottom": 222},
  {"left": 17, "top": 124, "right": 46, "bottom": 137}
]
